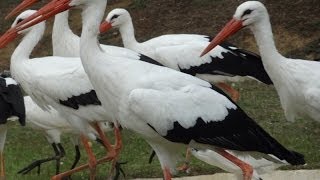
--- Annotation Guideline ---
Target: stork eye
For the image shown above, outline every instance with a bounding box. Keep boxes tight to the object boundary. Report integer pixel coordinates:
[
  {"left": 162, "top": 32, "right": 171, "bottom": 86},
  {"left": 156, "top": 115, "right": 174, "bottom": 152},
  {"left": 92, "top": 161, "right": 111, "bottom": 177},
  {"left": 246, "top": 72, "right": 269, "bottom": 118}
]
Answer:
[
  {"left": 17, "top": 18, "right": 24, "bottom": 24},
  {"left": 111, "top": 14, "right": 120, "bottom": 20},
  {"left": 241, "top": 9, "right": 253, "bottom": 18}
]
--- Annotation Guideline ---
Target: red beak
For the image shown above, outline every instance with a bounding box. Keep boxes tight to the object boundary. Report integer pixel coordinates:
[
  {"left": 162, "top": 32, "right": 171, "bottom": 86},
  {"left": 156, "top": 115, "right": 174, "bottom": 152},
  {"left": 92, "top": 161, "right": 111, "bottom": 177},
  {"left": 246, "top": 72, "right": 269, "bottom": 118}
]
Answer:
[
  {"left": 0, "top": 29, "right": 19, "bottom": 48},
  {"left": 15, "top": 0, "right": 72, "bottom": 31},
  {"left": 99, "top": 21, "right": 112, "bottom": 34},
  {"left": 0, "top": 0, "right": 72, "bottom": 48},
  {"left": 6, "top": 0, "right": 39, "bottom": 19},
  {"left": 200, "top": 18, "right": 244, "bottom": 57}
]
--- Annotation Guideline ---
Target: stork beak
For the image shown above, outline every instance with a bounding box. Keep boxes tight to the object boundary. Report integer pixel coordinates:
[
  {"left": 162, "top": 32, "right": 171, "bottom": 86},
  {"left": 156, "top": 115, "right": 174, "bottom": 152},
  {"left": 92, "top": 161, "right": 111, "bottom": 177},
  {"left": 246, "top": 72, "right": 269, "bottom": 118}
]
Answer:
[
  {"left": 6, "top": 0, "right": 39, "bottom": 19},
  {"left": 99, "top": 21, "right": 112, "bottom": 34},
  {"left": 0, "top": 29, "right": 19, "bottom": 48},
  {"left": 200, "top": 18, "right": 244, "bottom": 57},
  {"left": 14, "top": 0, "right": 72, "bottom": 32},
  {"left": 0, "top": 0, "right": 72, "bottom": 48}
]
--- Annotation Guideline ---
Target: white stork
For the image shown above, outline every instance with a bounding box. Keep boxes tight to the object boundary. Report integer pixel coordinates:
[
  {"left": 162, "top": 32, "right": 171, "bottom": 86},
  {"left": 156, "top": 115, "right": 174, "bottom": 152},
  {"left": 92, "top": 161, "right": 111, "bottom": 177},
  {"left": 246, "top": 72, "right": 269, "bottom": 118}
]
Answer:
[
  {"left": 101, "top": 8, "right": 275, "bottom": 171},
  {"left": 12, "top": 0, "right": 306, "bottom": 180},
  {"left": 100, "top": 8, "right": 274, "bottom": 102},
  {"left": 0, "top": 75, "right": 25, "bottom": 179},
  {"left": 201, "top": 1, "right": 320, "bottom": 123},
  {"left": 7, "top": 0, "right": 273, "bottom": 102},
  {"left": 0, "top": 10, "right": 124, "bottom": 179}
]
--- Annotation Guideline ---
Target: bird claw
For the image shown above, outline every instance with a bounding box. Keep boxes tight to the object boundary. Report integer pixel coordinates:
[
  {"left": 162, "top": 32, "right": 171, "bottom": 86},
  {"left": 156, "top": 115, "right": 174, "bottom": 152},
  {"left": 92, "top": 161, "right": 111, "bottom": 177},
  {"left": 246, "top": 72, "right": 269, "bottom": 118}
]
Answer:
[{"left": 113, "top": 161, "right": 127, "bottom": 180}]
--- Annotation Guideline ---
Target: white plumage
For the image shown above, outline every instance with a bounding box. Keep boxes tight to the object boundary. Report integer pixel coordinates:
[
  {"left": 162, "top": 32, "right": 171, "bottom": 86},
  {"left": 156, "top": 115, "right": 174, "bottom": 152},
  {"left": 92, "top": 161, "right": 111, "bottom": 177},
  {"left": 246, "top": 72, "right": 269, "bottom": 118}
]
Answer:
[
  {"left": 202, "top": 1, "right": 320, "bottom": 123},
  {"left": 9, "top": 10, "right": 108, "bottom": 138},
  {"left": 2, "top": 1, "right": 306, "bottom": 180},
  {"left": 101, "top": 8, "right": 273, "bottom": 85},
  {"left": 21, "top": 1, "right": 304, "bottom": 180}
]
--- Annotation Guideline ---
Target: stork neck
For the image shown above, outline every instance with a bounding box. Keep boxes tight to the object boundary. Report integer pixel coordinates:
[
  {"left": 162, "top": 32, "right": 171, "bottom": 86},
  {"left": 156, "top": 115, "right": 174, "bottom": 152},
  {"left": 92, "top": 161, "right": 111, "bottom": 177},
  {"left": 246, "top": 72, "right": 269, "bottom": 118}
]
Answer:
[
  {"left": 53, "top": 11, "right": 71, "bottom": 36},
  {"left": 12, "top": 22, "right": 45, "bottom": 62},
  {"left": 80, "top": 0, "right": 107, "bottom": 57},
  {"left": 250, "top": 16, "right": 282, "bottom": 64},
  {"left": 119, "top": 17, "right": 138, "bottom": 48}
]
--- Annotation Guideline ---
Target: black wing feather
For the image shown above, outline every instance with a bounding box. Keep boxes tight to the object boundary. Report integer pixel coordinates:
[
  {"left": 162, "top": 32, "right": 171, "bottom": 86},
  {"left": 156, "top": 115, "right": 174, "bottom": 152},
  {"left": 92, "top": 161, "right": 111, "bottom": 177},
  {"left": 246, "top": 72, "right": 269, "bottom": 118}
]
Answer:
[
  {"left": 179, "top": 41, "right": 273, "bottom": 85},
  {"left": 59, "top": 90, "right": 102, "bottom": 109},
  {"left": 0, "top": 78, "right": 26, "bottom": 126}
]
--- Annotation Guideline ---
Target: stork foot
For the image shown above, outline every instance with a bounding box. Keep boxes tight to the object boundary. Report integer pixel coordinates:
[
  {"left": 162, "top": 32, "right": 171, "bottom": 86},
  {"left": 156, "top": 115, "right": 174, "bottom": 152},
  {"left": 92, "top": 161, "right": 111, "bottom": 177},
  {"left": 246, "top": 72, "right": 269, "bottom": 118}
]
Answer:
[{"left": 176, "top": 162, "right": 190, "bottom": 174}]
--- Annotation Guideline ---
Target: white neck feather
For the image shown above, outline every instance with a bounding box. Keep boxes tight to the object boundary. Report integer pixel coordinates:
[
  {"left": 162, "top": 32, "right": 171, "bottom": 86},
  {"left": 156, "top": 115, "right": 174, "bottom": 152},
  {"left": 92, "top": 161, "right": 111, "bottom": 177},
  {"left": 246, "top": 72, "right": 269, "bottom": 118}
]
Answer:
[
  {"left": 52, "top": 10, "right": 80, "bottom": 57},
  {"left": 250, "top": 15, "right": 283, "bottom": 66},
  {"left": 118, "top": 16, "right": 138, "bottom": 48},
  {"left": 11, "top": 22, "right": 45, "bottom": 62},
  {"left": 80, "top": 1, "right": 107, "bottom": 59}
]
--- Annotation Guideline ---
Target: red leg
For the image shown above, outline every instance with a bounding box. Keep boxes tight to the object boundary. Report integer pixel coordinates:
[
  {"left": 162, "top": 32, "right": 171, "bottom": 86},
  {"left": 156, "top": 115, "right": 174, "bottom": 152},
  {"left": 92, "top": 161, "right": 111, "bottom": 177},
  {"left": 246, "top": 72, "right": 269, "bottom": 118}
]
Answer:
[
  {"left": 0, "top": 151, "right": 5, "bottom": 179},
  {"left": 216, "top": 82, "right": 240, "bottom": 102},
  {"left": 92, "top": 122, "right": 122, "bottom": 178},
  {"left": 177, "top": 148, "right": 190, "bottom": 173},
  {"left": 108, "top": 124, "right": 123, "bottom": 177},
  {"left": 113, "top": 123, "right": 122, "bottom": 151},
  {"left": 91, "top": 122, "right": 114, "bottom": 152},
  {"left": 163, "top": 167, "right": 172, "bottom": 180},
  {"left": 52, "top": 135, "right": 97, "bottom": 180},
  {"left": 216, "top": 149, "right": 253, "bottom": 180}
]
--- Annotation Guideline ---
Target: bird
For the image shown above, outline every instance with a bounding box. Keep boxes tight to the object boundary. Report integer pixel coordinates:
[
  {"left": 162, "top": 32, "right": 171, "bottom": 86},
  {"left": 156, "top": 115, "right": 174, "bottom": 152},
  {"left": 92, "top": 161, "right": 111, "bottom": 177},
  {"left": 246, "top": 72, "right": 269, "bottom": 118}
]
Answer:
[
  {"left": 100, "top": 8, "right": 274, "bottom": 102},
  {"left": 0, "top": 73, "right": 25, "bottom": 179},
  {"left": 8, "top": 3, "right": 281, "bottom": 175},
  {"left": 6, "top": 0, "right": 155, "bottom": 61},
  {"left": 18, "top": 96, "right": 113, "bottom": 176},
  {"left": 100, "top": 8, "right": 275, "bottom": 171},
  {"left": 0, "top": 9, "right": 125, "bottom": 179},
  {"left": 201, "top": 1, "right": 320, "bottom": 123},
  {"left": 12, "top": 1, "right": 306, "bottom": 180}
]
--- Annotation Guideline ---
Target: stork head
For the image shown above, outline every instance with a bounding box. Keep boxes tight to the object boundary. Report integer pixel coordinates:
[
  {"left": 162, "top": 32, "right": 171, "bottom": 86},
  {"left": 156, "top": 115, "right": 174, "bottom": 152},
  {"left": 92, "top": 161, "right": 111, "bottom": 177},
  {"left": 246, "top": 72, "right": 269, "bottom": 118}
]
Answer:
[
  {"left": 100, "top": 8, "right": 131, "bottom": 33},
  {"left": 11, "top": 10, "right": 38, "bottom": 34},
  {"left": 200, "top": 1, "right": 268, "bottom": 56},
  {"left": 0, "top": 10, "right": 43, "bottom": 48}
]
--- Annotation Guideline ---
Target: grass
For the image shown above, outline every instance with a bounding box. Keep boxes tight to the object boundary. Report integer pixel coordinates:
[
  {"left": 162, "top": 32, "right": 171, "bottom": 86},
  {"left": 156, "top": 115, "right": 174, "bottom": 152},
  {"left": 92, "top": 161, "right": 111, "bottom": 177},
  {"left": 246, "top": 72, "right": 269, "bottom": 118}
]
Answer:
[{"left": 3, "top": 81, "right": 320, "bottom": 180}]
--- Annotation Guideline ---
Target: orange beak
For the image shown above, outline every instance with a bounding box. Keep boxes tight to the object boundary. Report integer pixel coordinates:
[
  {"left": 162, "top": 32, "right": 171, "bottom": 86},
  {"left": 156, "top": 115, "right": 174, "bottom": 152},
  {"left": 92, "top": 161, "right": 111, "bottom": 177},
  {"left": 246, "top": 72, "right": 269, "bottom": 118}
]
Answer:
[
  {"left": 0, "top": 0, "right": 72, "bottom": 48},
  {"left": 0, "top": 29, "right": 19, "bottom": 48},
  {"left": 99, "top": 21, "right": 112, "bottom": 34},
  {"left": 6, "top": 0, "right": 39, "bottom": 19},
  {"left": 15, "top": 0, "right": 72, "bottom": 31},
  {"left": 200, "top": 18, "right": 244, "bottom": 57}
]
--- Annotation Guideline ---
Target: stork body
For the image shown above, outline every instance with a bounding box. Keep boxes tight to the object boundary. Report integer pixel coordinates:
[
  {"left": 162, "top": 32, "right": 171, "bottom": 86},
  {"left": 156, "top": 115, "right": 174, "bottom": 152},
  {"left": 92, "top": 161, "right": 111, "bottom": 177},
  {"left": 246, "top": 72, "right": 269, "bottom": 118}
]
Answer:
[
  {"left": 102, "top": 8, "right": 273, "bottom": 88},
  {"left": 62, "top": 0, "right": 304, "bottom": 179},
  {"left": 2, "top": 1, "right": 306, "bottom": 180},
  {"left": 5, "top": 10, "right": 124, "bottom": 179}
]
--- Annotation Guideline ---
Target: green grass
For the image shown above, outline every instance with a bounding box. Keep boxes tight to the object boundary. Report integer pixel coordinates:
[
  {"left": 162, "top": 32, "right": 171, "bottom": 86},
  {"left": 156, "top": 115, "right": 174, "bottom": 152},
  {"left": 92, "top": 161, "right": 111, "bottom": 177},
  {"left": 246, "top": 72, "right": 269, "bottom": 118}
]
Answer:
[{"left": 4, "top": 81, "right": 320, "bottom": 179}]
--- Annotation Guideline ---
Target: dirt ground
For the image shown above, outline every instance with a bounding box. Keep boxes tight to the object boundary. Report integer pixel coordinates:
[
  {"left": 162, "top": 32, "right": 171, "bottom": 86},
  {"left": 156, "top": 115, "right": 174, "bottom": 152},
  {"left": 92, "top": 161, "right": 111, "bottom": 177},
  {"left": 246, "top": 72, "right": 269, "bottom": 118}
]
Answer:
[{"left": 0, "top": 0, "right": 319, "bottom": 70}]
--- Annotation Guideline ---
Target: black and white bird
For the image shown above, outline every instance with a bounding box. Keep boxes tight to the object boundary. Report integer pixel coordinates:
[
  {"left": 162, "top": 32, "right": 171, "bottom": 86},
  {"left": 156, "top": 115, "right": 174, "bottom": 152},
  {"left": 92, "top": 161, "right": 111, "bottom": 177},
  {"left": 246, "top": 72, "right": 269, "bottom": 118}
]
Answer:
[
  {"left": 0, "top": 9, "right": 125, "bottom": 179},
  {"left": 0, "top": 74, "right": 25, "bottom": 178},
  {"left": 201, "top": 1, "right": 320, "bottom": 123},
  {"left": 10, "top": 1, "right": 306, "bottom": 180},
  {"left": 100, "top": 8, "right": 274, "bottom": 101}
]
